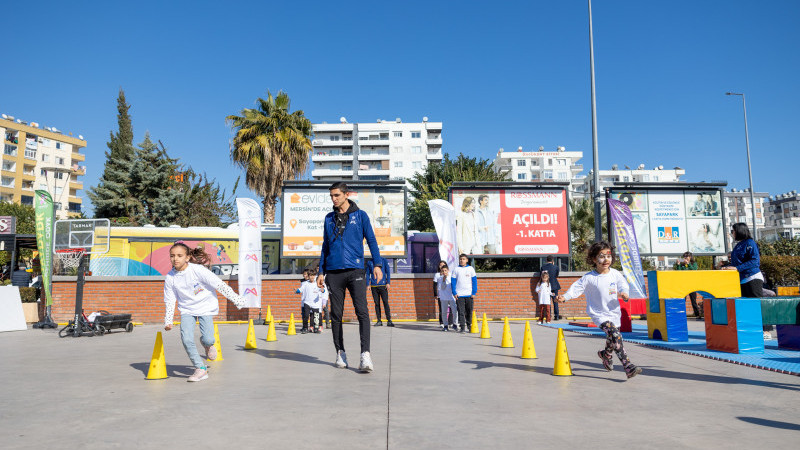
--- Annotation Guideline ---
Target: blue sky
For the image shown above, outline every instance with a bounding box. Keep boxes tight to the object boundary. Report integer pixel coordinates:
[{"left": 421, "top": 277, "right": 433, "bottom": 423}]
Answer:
[{"left": 2, "top": 1, "right": 798, "bottom": 216}]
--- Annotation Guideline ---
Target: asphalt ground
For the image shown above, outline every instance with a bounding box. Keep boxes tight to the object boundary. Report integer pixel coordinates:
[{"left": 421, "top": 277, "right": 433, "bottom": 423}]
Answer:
[{"left": 2, "top": 318, "right": 799, "bottom": 449}]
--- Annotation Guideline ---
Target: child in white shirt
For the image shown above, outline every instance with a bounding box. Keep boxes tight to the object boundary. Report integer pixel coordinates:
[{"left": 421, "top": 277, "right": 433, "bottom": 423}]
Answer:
[
  {"left": 535, "top": 271, "right": 553, "bottom": 324},
  {"left": 164, "top": 242, "right": 246, "bottom": 382},
  {"left": 297, "top": 269, "right": 321, "bottom": 333},
  {"left": 557, "top": 241, "right": 642, "bottom": 379},
  {"left": 451, "top": 254, "right": 477, "bottom": 333},
  {"left": 437, "top": 263, "right": 458, "bottom": 331}
]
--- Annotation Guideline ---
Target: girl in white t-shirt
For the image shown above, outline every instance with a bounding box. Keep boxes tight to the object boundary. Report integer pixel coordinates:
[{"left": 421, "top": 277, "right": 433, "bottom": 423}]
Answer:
[
  {"left": 164, "top": 242, "right": 246, "bottom": 382},
  {"left": 535, "top": 271, "right": 553, "bottom": 324},
  {"left": 436, "top": 263, "right": 458, "bottom": 331},
  {"left": 557, "top": 241, "right": 642, "bottom": 379}
]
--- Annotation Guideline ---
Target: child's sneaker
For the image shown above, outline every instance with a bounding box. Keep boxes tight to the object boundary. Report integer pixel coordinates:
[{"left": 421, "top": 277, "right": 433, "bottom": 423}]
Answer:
[
  {"left": 188, "top": 368, "right": 208, "bottom": 382},
  {"left": 359, "top": 351, "right": 374, "bottom": 373},
  {"left": 598, "top": 350, "right": 613, "bottom": 371},
  {"left": 335, "top": 350, "right": 348, "bottom": 368},
  {"left": 625, "top": 365, "right": 643, "bottom": 379},
  {"left": 205, "top": 344, "right": 217, "bottom": 361}
]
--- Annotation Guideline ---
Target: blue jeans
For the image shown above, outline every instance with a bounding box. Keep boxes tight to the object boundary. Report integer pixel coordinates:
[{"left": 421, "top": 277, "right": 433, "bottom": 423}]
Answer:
[{"left": 180, "top": 315, "right": 215, "bottom": 369}]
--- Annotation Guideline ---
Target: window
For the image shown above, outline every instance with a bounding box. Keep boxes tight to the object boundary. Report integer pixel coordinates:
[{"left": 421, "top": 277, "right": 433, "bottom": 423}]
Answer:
[
  {"left": 642, "top": 174, "right": 650, "bottom": 181},
  {"left": 517, "top": 173, "right": 527, "bottom": 180},
  {"left": 394, "top": 161, "right": 403, "bottom": 168},
  {"left": 4, "top": 145, "right": 17, "bottom": 156},
  {"left": 56, "top": 142, "right": 62, "bottom": 150},
  {"left": 558, "top": 172, "right": 567, "bottom": 180},
  {"left": 55, "top": 186, "right": 63, "bottom": 196},
  {"left": 24, "top": 148, "right": 36, "bottom": 159},
  {"left": 39, "top": 183, "right": 47, "bottom": 190},
  {"left": 342, "top": 164, "right": 352, "bottom": 171},
  {"left": 412, "top": 161, "right": 422, "bottom": 169},
  {"left": 623, "top": 176, "right": 630, "bottom": 182},
  {"left": 329, "top": 135, "right": 340, "bottom": 141},
  {"left": 411, "top": 131, "right": 421, "bottom": 139},
  {"left": 653, "top": 176, "right": 659, "bottom": 181},
  {"left": 56, "top": 157, "right": 65, "bottom": 165},
  {"left": 393, "top": 131, "right": 402, "bottom": 138},
  {"left": 547, "top": 158, "right": 553, "bottom": 166},
  {"left": 393, "top": 146, "right": 402, "bottom": 153},
  {"left": 517, "top": 160, "right": 526, "bottom": 166},
  {"left": 558, "top": 159, "right": 567, "bottom": 166},
  {"left": 41, "top": 154, "right": 49, "bottom": 162},
  {"left": 2, "top": 161, "right": 14, "bottom": 172},
  {"left": 411, "top": 146, "right": 421, "bottom": 154},
  {"left": 544, "top": 170, "right": 553, "bottom": 179}
]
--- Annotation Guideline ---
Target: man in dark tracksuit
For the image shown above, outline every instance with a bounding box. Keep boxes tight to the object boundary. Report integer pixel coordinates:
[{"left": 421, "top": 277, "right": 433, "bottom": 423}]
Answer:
[
  {"left": 318, "top": 182, "right": 383, "bottom": 373},
  {"left": 540, "top": 255, "right": 561, "bottom": 320},
  {"left": 367, "top": 256, "right": 393, "bottom": 326}
]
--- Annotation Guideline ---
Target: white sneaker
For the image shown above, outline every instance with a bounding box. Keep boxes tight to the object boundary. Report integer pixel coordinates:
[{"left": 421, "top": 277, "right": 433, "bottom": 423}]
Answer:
[
  {"left": 335, "top": 350, "right": 348, "bottom": 368},
  {"left": 187, "top": 368, "right": 208, "bottom": 382},
  {"left": 205, "top": 344, "right": 217, "bottom": 361},
  {"left": 359, "top": 351, "right": 374, "bottom": 373},
  {"left": 763, "top": 331, "right": 773, "bottom": 340}
]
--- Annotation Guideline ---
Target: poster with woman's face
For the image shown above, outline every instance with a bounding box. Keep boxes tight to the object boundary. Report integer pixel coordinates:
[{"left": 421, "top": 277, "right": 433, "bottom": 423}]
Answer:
[{"left": 686, "top": 219, "right": 725, "bottom": 253}]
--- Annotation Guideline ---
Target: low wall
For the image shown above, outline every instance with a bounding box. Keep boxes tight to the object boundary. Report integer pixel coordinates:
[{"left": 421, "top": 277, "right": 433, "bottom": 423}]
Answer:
[{"left": 50, "top": 272, "right": 663, "bottom": 324}]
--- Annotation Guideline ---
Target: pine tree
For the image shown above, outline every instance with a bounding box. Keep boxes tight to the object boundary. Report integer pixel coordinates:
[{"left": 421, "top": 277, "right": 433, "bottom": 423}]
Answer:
[
  {"left": 87, "top": 89, "right": 136, "bottom": 219},
  {"left": 128, "top": 134, "right": 181, "bottom": 226}
]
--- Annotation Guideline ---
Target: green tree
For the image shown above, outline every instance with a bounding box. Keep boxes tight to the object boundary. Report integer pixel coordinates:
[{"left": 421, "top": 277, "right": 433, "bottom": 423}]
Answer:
[
  {"left": 127, "top": 134, "right": 181, "bottom": 226},
  {"left": 227, "top": 91, "right": 313, "bottom": 223},
  {"left": 407, "top": 153, "right": 508, "bottom": 232},
  {"left": 173, "top": 169, "right": 240, "bottom": 227},
  {"left": 758, "top": 237, "right": 800, "bottom": 256},
  {"left": 87, "top": 88, "right": 137, "bottom": 219},
  {"left": 569, "top": 198, "right": 607, "bottom": 271}
]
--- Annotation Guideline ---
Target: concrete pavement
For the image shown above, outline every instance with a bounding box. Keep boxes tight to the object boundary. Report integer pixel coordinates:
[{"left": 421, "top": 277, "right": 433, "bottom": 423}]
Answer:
[{"left": 2, "top": 319, "right": 799, "bottom": 449}]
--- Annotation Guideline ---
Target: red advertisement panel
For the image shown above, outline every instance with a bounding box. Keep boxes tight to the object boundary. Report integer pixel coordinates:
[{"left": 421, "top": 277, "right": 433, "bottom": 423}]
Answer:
[{"left": 450, "top": 188, "right": 569, "bottom": 256}]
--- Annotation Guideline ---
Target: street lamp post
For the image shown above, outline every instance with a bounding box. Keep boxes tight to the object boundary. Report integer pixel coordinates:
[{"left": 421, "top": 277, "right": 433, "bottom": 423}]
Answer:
[
  {"left": 726, "top": 92, "right": 758, "bottom": 240},
  {"left": 589, "top": 0, "right": 602, "bottom": 242}
]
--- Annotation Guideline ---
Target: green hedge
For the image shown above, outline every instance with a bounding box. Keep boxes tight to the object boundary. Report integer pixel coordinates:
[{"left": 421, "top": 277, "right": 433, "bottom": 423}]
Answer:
[
  {"left": 19, "top": 287, "right": 39, "bottom": 303},
  {"left": 760, "top": 256, "right": 800, "bottom": 287}
]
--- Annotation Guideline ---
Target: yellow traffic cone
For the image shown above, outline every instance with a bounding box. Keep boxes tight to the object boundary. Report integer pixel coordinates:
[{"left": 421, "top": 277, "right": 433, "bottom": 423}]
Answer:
[
  {"left": 521, "top": 321, "right": 537, "bottom": 359},
  {"left": 209, "top": 323, "right": 224, "bottom": 362},
  {"left": 501, "top": 317, "right": 514, "bottom": 348},
  {"left": 264, "top": 305, "right": 272, "bottom": 325},
  {"left": 266, "top": 317, "right": 277, "bottom": 342},
  {"left": 553, "top": 328, "right": 573, "bottom": 376},
  {"left": 480, "top": 313, "right": 491, "bottom": 339},
  {"left": 470, "top": 310, "right": 479, "bottom": 333},
  {"left": 244, "top": 319, "right": 258, "bottom": 349},
  {"left": 146, "top": 332, "right": 168, "bottom": 380},
  {"left": 287, "top": 313, "right": 296, "bottom": 336}
]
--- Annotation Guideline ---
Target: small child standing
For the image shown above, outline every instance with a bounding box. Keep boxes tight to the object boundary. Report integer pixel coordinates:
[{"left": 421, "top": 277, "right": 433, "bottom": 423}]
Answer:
[
  {"left": 164, "top": 242, "right": 246, "bottom": 382},
  {"left": 557, "top": 241, "right": 643, "bottom": 379},
  {"left": 298, "top": 269, "right": 321, "bottom": 334},
  {"left": 297, "top": 269, "right": 311, "bottom": 333},
  {"left": 536, "top": 271, "right": 553, "bottom": 324},
  {"left": 451, "top": 254, "right": 477, "bottom": 333},
  {"left": 437, "top": 263, "right": 458, "bottom": 331}
]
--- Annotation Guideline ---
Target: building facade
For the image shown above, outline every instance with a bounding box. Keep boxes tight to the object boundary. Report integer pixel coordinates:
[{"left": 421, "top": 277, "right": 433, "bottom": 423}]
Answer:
[
  {"left": 722, "top": 188, "right": 768, "bottom": 240},
  {"left": 1, "top": 115, "right": 86, "bottom": 218},
  {"left": 581, "top": 164, "right": 686, "bottom": 199},
  {"left": 310, "top": 117, "right": 442, "bottom": 183},
  {"left": 492, "top": 146, "right": 584, "bottom": 194},
  {"left": 762, "top": 190, "right": 800, "bottom": 241}
]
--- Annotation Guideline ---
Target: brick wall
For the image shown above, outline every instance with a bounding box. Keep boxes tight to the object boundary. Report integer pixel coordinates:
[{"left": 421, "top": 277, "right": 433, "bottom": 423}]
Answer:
[{"left": 50, "top": 272, "right": 662, "bottom": 323}]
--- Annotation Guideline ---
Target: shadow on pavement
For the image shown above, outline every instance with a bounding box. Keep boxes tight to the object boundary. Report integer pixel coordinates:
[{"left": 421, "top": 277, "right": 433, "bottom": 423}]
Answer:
[
  {"left": 737, "top": 416, "right": 800, "bottom": 430},
  {"left": 130, "top": 362, "right": 194, "bottom": 378}
]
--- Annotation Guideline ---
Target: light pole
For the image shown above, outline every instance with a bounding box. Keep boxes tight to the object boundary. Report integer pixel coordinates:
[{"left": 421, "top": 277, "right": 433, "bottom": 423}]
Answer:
[
  {"left": 589, "top": 0, "right": 602, "bottom": 242},
  {"left": 726, "top": 92, "right": 758, "bottom": 240}
]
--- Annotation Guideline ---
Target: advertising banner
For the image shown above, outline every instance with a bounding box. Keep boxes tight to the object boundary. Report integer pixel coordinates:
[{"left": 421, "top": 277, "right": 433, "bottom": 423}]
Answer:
[
  {"left": 609, "top": 187, "right": 727, "bottom": 256},
  {"left": 282, "top": 185, "right": 406, "bottom": 258},
  {"left": 608, "top": 199, "right": 647, "bottom": 299},
  {"left": 236, "top": 198, "right": 262, "bottom": 308},
  {"left": 428, "top": 199, "right": 458, "bottom": 269},
  {"left": 34, "top": 190, "right": 54, "bottom": 306},
  {"left": 450, "top": 188, "right": 569, "bottom": 256}
]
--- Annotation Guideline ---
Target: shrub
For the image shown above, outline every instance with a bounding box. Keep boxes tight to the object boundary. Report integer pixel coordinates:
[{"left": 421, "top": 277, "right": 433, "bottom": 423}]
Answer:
[
  {"left": 19, "top": 287, "right": 39, "bottom": 303},
  {"left": 760, "top": 256, "right": 800, "bottom": 287}
]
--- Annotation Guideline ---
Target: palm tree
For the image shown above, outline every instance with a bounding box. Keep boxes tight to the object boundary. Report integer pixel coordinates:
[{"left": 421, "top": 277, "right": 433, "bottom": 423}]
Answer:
[{"left": 227, "top": 91, "right": 313, "bottom": 222}]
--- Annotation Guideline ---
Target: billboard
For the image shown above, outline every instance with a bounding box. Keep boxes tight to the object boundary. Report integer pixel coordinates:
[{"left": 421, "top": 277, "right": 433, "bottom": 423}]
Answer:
[
  {"left": 607, "top": 187, "right": 727, "bottom": 256},
  {"left": 449, "top": 185, "right": 570, "bottom": 257},
  {"left": 281, "top": 183, "right": 407, "bottom": 258}
]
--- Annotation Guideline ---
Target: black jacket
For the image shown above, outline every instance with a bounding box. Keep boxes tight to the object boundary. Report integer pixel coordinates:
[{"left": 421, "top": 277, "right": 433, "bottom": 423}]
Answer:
[{"left": 540, "top": 262, "right": 560, "bottom": 291}]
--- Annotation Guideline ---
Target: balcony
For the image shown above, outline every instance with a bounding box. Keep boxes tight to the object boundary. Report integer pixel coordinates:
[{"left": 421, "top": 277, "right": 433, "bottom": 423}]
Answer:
[
  {"left": 311, "top": 168, "right": 354, "bottom": 177},
  {"left": 426, "top": 150, "right": 443, "bottom": 160},
  {"left": 71, "top": 150, "right": 85, "bottom": 162},
  {"left": 311, "top": 152, "right": 353, "bottom": 162},
  {"left": 69, "top": 181, "right": 84, "bottom": 190},
  {"left": 357, "top": 168, "right": 391, "bottom": 176},
  {"left": 425, "top": 136, "right": 443, "bottom": 147},
  {"left": 312, "top": 138, "right": 352, "bottom": 147},
  {"left": 571, "top": 164, "right": 584, "bottom": 172},
  {"left": 357, "top": 137, "right": 390, "bottom": 146},
  {"left": 71, "top": 164, "right": 86, "bottom": 176},
  {"left": 68, "top": 196, "right": 83, "bottom": 203},
  {"left": 358, "top": 150, "right": 390, "bottom": 161},
  {"left": 21, "top": 171, "right": 36, "bottom": 181}
]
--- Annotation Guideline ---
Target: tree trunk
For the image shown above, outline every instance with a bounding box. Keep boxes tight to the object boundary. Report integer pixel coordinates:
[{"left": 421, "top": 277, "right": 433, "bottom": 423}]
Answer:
[{"left": 263, "top": 197, "right": 277, "bottom": 223}]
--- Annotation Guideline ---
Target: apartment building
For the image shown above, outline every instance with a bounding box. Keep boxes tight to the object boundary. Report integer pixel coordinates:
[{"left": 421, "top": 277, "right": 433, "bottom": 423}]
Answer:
[
  {"left": 493, "top": 146, "right": 584, "bottom": 193},
  {"left": 722, "top": 188, "right": 768, "bottom": 237},
  {"left": 310, "top": 117, "right": 442, "bottom": 184},
  {"left": 762, "top": 190, "right": 800, "bottom": 241},
  {"left": 1, "top": 114, "right": 87, "bottom": 218},
  {"left": 580, "top": 164, "right": 686, "bottom": 199}
]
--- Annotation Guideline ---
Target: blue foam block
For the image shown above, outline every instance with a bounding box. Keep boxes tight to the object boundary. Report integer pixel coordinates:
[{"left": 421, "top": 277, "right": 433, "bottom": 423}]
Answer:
[
  {"left": 647, "top": 271, "right": 660, "bottom": 313},
  {"left": 711, "top": 298, "right": 728, "bottom": 325},
  {"left": 777, "top": 325, "right": 800, "bottom": 350},
  {"left": 665, "top": 298, "right": 688, "bottom": 341},
  {"left": 735, "top": 298, "right": 765, "bottom": 354}
]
